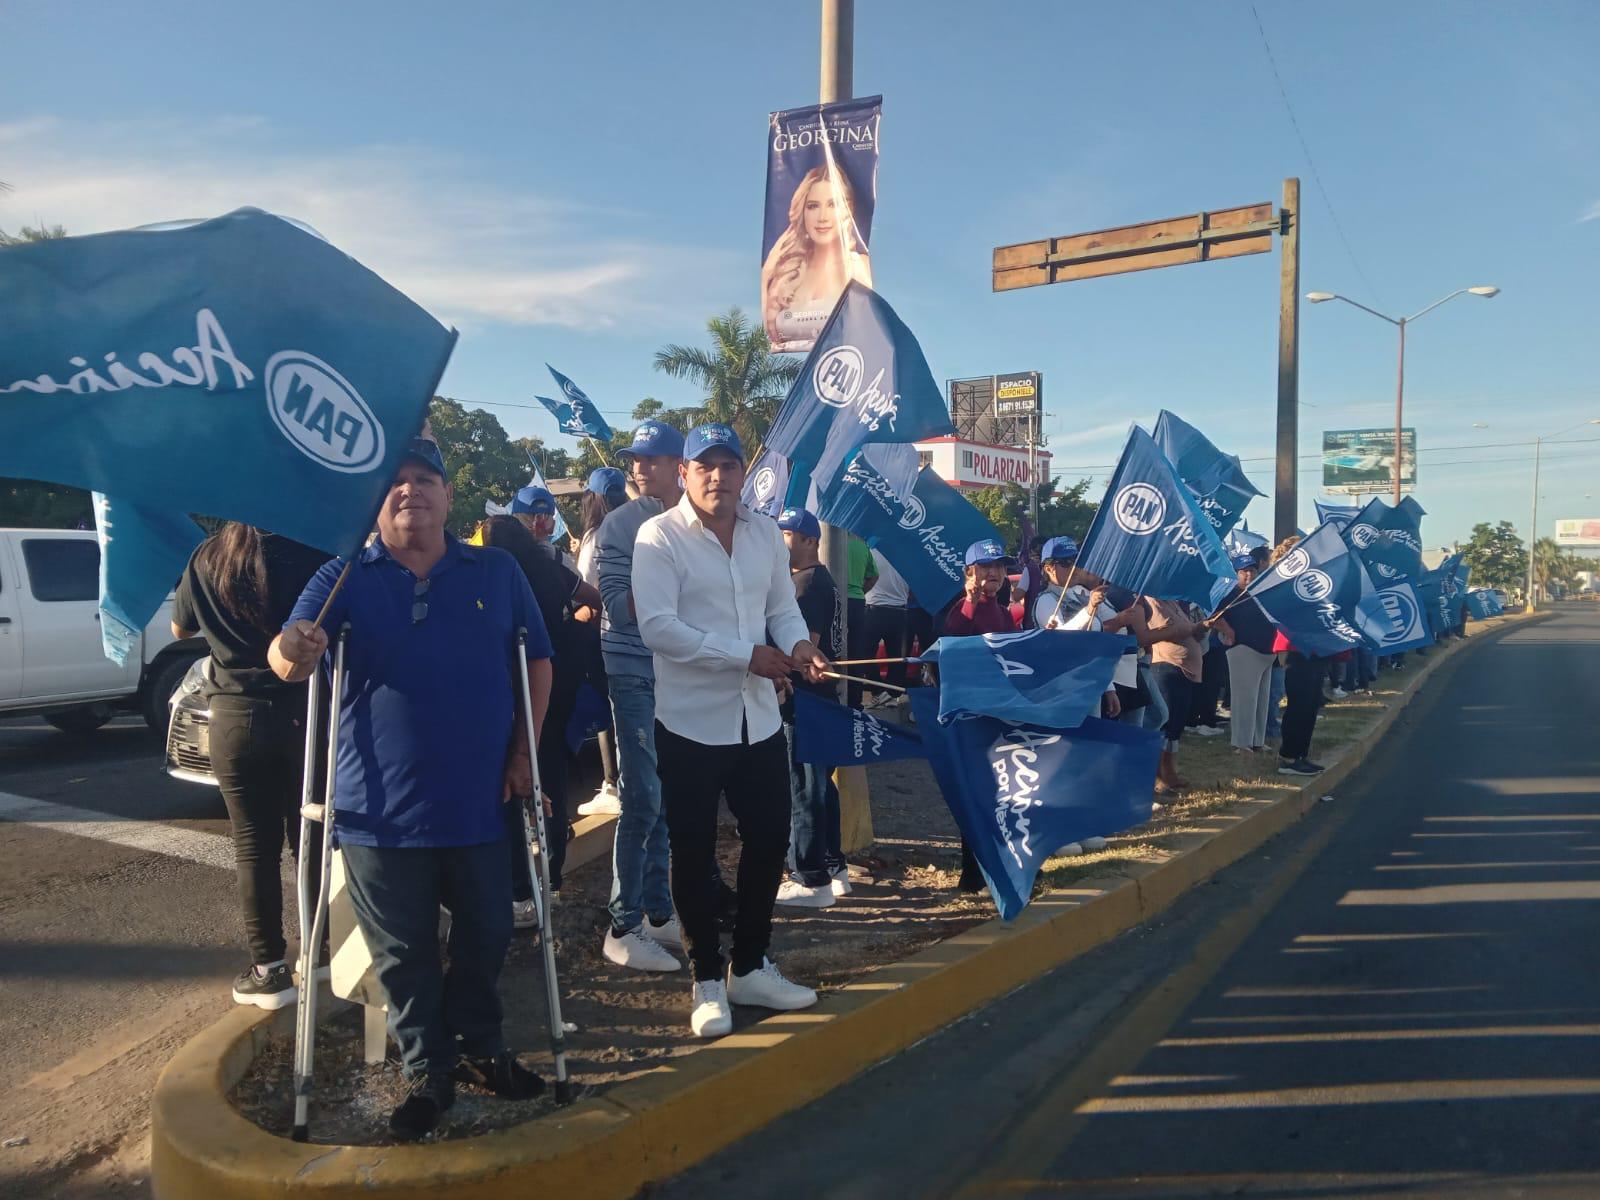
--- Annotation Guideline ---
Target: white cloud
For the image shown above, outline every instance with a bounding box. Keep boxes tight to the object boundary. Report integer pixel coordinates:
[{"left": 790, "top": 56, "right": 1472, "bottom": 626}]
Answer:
[
  {"left": 1581, "top": 199, "right": 1600, "bottom": 223},
  {"left": 0, "top": 117, "right": 739, "bottom": 331}
]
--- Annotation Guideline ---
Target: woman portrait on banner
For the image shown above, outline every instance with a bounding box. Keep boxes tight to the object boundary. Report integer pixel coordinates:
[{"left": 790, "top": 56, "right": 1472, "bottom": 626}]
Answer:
[{"left": 761, "top": 164, "right": 874, "bottom": 353}]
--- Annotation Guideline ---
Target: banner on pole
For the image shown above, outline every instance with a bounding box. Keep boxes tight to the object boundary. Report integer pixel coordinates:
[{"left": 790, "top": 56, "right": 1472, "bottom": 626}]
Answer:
[{"left": 762, "top": 96, "right": 882, "bottom": 354}]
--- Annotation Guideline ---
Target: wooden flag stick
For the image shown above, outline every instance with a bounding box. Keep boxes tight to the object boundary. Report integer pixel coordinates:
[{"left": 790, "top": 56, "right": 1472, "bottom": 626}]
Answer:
[
  {"left": 822, "top": 670, "right": 908, "bottom": 695},
  {"left": 312, "top": 558, "right": 356, "bottom": 628},
  {"left": 827, "top": 656, "right": 917, "bottom": 667},
  {"left": 1043, "top": 564, "right": 1079, "bottom": 628}
]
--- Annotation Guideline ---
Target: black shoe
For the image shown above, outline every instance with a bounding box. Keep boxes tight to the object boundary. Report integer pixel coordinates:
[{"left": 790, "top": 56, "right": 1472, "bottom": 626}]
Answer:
[
  {"left": 1278, "top": 758, "right": 1322, "bottom": 776},
  {"left": 389, "top": 1073, "right": 455, "bottom": 1140},
  {"left": 957, "top": 868, "right": 986, "bottom": 894},
  {"left": 454, "top": 1052, "right": 545, "bottom": 1100},
  {"left": 231, "top": 963, "right": 296, "bottom": 1010}
]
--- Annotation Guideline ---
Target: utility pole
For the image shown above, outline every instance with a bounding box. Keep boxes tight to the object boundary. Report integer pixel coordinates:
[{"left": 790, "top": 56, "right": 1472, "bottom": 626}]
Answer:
[
  {"left": 1526, "top": 435, "right": 1541, "bottom": 611},
  {"left": 1274, "top": 177, "right": 1300, "bottom": 543},
  {"left": 1393, "top": 317, "right": 1407, "bottom": 505}
]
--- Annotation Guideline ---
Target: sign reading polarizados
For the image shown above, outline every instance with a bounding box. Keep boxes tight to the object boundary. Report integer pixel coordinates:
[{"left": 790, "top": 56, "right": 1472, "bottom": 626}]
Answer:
[{"left": 761, "top": 95, "right": 882, "bottom": 354}]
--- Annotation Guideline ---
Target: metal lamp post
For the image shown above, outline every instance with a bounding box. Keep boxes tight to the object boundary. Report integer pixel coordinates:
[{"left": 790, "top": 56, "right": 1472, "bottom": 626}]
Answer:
[
  {"left": 1306, "top": 286, "right": 1499, "bottom": 503},
  {"left": 1526, "top": 418, "right": 1600, "bottom": 611}
]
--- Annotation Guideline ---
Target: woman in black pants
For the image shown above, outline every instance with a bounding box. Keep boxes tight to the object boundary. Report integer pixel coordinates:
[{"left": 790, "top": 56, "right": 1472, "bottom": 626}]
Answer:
[
  {"left": 1277, "top": 649, "right": 1328, "bottom": 775},
  {"left": 173, "top": 524, "right": 329, "bottom": 1009}
]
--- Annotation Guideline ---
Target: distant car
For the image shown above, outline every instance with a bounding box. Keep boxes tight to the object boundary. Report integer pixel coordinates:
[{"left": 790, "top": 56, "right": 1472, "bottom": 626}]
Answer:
[{"left": 164, "top": 657, "right": 217, "bottom": 786}]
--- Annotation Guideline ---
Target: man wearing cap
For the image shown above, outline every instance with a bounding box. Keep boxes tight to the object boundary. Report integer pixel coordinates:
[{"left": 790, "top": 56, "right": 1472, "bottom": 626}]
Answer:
[
  {"left": 1033, "top": 536, "right": 1127, "bottom": 720},
  {"left": 943, "top": 539, "right": 1018, "bottom": 637},
  {"left": 572, "top": 466, "right": 630, "bottom": 819},
  {"left": 509, "top": 485, "right": 572, "bottom": 565},
  {"left": 633, "top": 424, "right": 832, "bottom": 1037},
  {"left": 774, "top": 507, "right": 847, "bottom": 909},
  {"left": 269, "top": 438, "right": 553, "bottom": 1140},
  {"left": 594, "top": 420, "right": 694, "bottom": 972}
]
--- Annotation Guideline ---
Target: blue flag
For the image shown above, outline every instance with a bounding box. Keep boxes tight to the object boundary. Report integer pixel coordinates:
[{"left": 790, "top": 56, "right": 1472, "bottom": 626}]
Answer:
[
  {"left": 907, "top": 687, "right": 1160, "bottom": 921},
  {"left": 1315, "top": 499, "right": 1363, "bottom": 530},
  {"left": 791, "top": 690, "right": 927, "bottom": 766},
  {"left": 1344, "top": 496, "right": 1426, "bottom": 584},
  {"left": 1151, "top": 410, "right": 1262, "bottom": 534},
  {"left": 1246, "top": 523, "right": 1385, "bottom": 656},
  {"left": 1415, "top": 569, "right": 1447, "bottom": 637},
  {"left": 1077, "top": 427, "right": 1237, "bottom": 610},
  {"left": 918, "top": 629, "right": 1126, "bottom": 729},
  {"left": 92, "top": 494, "right": 206, "bottom": 662},
  {"left": 0, "top": 208, "right": 456, "bottom": 661},
  {"left": 764, "top": 281, "right": 955, "bottom": 500},
  {"left": 1224, "top": 523, "right": 1269, "bottom": 557},
  {"left": 817, "top": 459, "right": 1000, "bottom": 613},
  {"left": 743, "top": 448, "right": 794, "bottom": 517},
  {"left": 1465, "top": 590, "right": 1493, "bottom": 620},
  {"left": 544, "top": 365, "right": 614, "bottom": 441},
  {"left": 532, "top": 393, "right": 578, "bottom": 433},
  {"left": 1366, "top": 580, "right": 1434, "bottom": 655}
]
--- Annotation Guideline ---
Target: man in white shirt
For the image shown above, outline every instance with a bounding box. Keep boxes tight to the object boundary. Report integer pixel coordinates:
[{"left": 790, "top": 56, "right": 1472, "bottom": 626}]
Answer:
[{"left": 633, "top": 423, "right": 832, "bottom": 1037}]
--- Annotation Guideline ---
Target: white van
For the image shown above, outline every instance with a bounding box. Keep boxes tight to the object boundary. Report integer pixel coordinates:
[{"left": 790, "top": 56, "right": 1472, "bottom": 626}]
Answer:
[{"left": 0, "top": 528, "right": 206, "bottom": 733}]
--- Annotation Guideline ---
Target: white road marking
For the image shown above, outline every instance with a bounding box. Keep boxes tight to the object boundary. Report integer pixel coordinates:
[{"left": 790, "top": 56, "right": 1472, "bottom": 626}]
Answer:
[{"left": 0, "top": 790, "right": 233, "bottom": 870}]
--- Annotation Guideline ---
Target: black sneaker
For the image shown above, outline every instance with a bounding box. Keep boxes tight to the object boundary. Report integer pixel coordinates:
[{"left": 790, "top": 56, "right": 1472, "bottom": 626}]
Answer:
[
  {"left": 389, "top": 1073, "right": 455, "bottom": 1140},
  {"left": 454, "top": 1052, "right": 545, "bottom": 1100},
  {"left": 231, "top": 963, "right": 296, "bottom": 1010},
  {"left": 1278, "top": 758, "right": 1323, "bottom": 776}
]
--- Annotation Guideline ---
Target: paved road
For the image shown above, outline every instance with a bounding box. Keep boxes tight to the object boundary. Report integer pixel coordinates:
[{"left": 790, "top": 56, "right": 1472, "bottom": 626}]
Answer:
[
  {"left": 654, "top": 607, "right": 1600, "bottom": 1200},
  {"left": 0, "top": 714, "right": 240, "bottom": 1198}
]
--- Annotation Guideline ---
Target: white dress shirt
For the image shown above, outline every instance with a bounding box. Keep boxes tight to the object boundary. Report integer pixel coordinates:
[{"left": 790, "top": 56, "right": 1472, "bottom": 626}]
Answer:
[{"left": 633, "top": 494, "right": 812, "bottom": 745}]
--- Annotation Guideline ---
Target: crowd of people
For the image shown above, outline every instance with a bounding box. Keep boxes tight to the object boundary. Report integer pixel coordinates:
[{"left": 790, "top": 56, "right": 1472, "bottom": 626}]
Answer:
[{"left": 170, "top": 418, "right": 1414, "bottom": 1139}]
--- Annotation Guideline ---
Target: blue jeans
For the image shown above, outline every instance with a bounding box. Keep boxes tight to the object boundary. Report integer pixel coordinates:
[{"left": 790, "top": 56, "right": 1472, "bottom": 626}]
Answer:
[
  {"left": 1265, "top": 664, "right": 1286, "bottom": 738},
  {"left": 784, "top": 721, "right": 844, "bottom": 887},
  {"left": 1125, "top": 661, "right": 1169, "bottom": 733},
  {"left": 607, "top": 673, "right": 673, "bottom": 933},
  {"left": 340, "top": 841, "right": 511, "bottom": 1078},
  {"left": 1357, "top": 646, "right": 1379, "bottom": 688}
]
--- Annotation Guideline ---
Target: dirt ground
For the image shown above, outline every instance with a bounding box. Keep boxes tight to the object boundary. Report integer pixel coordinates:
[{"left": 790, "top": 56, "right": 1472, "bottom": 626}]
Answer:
[
  {"left": 233, "top": 706, "right": 995, "bottom": 1144},
  {"left": 232, "top": 644, "right": 1458, "bottom": 1145}
]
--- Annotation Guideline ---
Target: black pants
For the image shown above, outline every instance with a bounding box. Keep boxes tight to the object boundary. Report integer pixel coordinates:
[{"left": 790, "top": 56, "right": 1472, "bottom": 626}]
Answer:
[
  {"left": 1281, "top": 653, "right": 1326, "bottom": 761},
  {"left": 208, "top": 689, "right": 318, "bottom": 965},
  {"left": 864, "top": 604, "right": 908, "bottom": 693},
  {"left": 905, "top": 606, "right": 934, "bottom": 686},
  {"left": 655, "top": 722, "right": 791, "bottom": 981},
  {"left": 845, "top": 597, "right": 868, "bottom": 706},
  {"left": 1188, "top": 641, "right": 1228, "bottom": 726},
  {"left": 1151, "top": 662, "right": 1193, "bottom": 747},
  {"left": 341, "top": 841, "right": 511, "bottom": 1078}
]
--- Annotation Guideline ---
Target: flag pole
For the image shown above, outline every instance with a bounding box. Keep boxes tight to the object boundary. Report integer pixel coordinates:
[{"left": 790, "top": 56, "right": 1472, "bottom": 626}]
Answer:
[
  {"left": 822, "top": 670, "right": 906, "bottom": 695},
  {"left": 1042, "top": 565, "right": 1078, "bottom": 628},
  {"left": 312, "top": 558, "right": 355, "bottom": 627}
]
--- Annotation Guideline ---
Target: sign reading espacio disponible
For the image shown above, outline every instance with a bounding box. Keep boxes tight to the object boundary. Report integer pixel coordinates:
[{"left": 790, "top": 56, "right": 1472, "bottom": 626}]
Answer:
[
  {"left": 761, "top": 96, "right": 882, "bottom": 354},
  {"left": 1554, "top": 518, "right": 1600, "bottom": 548},
  {"left": 915, "top": 436, "right": 1052, "bottom": 490},
  {"left": 993, "top": 370, "right": 1042, "bottom": 417}
]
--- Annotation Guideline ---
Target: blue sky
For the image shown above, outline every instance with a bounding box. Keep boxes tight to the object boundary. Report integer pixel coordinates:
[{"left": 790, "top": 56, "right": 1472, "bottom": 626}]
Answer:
[{"left": 4, "top": 0, "right": 1597, "bottom": 548}]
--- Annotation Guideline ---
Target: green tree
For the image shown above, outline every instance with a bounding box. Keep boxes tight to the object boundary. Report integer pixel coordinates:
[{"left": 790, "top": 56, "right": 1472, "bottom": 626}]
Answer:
[
  {"left": 0, "top": 222, "right": 67, "bottom": 246},
  {"left": 1462, "top": 520, "right": 1526, "bottom": 590},
  {"left": 652, "top": 308, "right": 800, "bottom": 448},
  {"left": 967, "top": 479, "right": 1098, "bottom": 550},
  {"left": 427, "top": 397, "right": 531, "bottom": 534}
]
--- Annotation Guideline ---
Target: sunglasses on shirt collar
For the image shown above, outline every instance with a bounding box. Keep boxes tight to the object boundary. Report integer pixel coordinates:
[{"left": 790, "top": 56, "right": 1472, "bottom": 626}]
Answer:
[{"left": 412, "top": 577, "right": 431, "bottom": 625}]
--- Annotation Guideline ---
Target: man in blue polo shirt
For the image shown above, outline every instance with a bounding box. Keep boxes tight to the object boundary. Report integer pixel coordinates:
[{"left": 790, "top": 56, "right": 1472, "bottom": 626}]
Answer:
[{"left": 270, "top": 437, "right": 554, "bottom": 1140}]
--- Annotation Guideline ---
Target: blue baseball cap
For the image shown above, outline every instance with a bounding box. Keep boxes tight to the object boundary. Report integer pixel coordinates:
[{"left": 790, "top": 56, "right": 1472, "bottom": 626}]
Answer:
[
  {"left": 776, "top": 507, "right": 821, "bottom": 539},
  {"left": 1231, "top": 552, "right": 1258, "bottom": 571},
  {"left": 402, "top": 437, "right": 448, "bottom": 480},
  {"left": 618, "top": 420, "right": 685, "bottom": 460},
  {"left": 509, "top": 485, "right": 556, "bottom": 517},
  {"left": 683, "top": 422, "right": 745, "bottom": 464},
  {"left": 965, "top": 538, "right": 1013, "bottom": 567},
  {"left": 586, "top": 467, "right": 627, "bottom": 496},
  {"left": 1040, "top": 535, "right": 1079, "bottom": 562}
]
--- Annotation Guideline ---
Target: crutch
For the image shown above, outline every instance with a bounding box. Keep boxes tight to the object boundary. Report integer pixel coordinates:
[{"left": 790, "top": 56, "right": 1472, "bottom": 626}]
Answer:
[
  {"left": 291, "top": 623, "right": 349, "bottom": 1142},
  {"left": 515, "top": 626, "right": 573, "bottom": 1103}
]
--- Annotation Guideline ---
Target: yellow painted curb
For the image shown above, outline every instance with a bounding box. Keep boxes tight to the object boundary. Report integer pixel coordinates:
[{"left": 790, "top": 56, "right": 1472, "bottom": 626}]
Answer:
[{"left": 151, "top": 612, "right": 1547, "bottom": 1199}]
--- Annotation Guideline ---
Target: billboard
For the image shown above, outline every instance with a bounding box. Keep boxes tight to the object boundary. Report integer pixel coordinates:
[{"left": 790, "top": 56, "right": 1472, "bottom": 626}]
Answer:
[
  {"left": 915, "top": 437, "right": 1052, "bottom": 490},
  {"left": 1554, "top": 518, "right": 1600, "bottom": 548},
  {"left": 761, "top": 96, "right": 882, "bottom": 355},
  {"left": 1323, "top": 428, "right": 1416, "bottom": 495},
  {"left": 993, "top": 371, "right": 1042, "bottom": 417}
]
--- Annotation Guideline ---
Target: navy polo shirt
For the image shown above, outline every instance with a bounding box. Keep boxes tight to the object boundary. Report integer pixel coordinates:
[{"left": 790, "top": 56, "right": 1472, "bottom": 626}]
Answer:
[{"left": 287, "top": 535, "right": 553, "bottom": 849}]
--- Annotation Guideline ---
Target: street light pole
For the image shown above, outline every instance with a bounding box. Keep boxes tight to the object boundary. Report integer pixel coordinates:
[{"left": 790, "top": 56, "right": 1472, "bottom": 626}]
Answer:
[
  {"left": 1306, "top": 285, "right": 1498, "bottom": 505},
  {"left": 1525, "top": 418, "right": 1600, "bottom": 612}
]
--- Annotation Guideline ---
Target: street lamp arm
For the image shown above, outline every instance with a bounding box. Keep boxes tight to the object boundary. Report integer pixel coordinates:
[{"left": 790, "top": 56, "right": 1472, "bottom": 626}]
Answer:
[
  {"left": 1404, "top": 288, "right": 1475, "bottom": 324},
  {"left": 1317, "top": 293, "right": 1400, "bottom": 325}
]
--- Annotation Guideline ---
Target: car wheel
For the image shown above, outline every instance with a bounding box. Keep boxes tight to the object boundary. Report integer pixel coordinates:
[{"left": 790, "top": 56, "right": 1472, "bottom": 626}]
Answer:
[
  {"left": 45, "top": 704, "right": 114, "bottom": 735},
  {"left": 143, "top": 653, "right": 202, "bottom": 729}
]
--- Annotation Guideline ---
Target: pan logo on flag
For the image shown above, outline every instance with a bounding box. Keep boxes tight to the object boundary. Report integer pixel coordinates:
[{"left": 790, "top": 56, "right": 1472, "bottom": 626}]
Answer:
[
  {"left": 1112, "top": 482, "right": 1165, "bottom": 535},
  {"left": 1293, "top": 569, "right": 1334, "bottom": 602},
  {"left": 898, "top": 493, "right": 926, "bottom": 530},
  {"left": 814, "top": 345, "right": 865, "bottom": 408},
  {"left": 1372, "top": 561, "right": 1399, "bottom": 579},
  {"left": 752, "top": 466, "right": 778, "bottom": 502},
  {"left": 1378, "top": 588, "right": 1419, "bottom": 643},
  {"left": 1276, "top": 547, "right": 1311, "bottom": 579},
  {"left": 265, "top": 351, "right": 385, "bottom": 473},
  {"left": 1349, "top": 523, "right": 1380, "bottom": 549}
]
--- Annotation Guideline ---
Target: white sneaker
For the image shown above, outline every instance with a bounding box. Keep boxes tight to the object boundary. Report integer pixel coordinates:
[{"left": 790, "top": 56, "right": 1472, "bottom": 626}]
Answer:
[
  {"left": 644, "top": 913, "right": 684, "bottom": 950},
  {"left": 829, "top": 867, "right": 852, "bottom": 897},
  {"left": 1192, "top": 724, "right": 1225, "bottom": 737},
  {"left": 603, "top": 926, "right": 681, "bottom": 972},
  {"left": 1330, "top": 687, "right": 1349, "bottom": 699},
  {"left": 1081, "top": 836, "right": 1108, "bottom": 851},
  {"left": 775, "top": 878, "right": 835, "bottom": 908},
  {"left": 577, "top": 784, "right": 621, "bottom": 817},
  {"left": 726, "top": 957, "right": 817, "bottom": 1011},
  {"left": 512, "top": 899, "right": 539, "bottom": 928},
  {"left": 690, "top": 979, "right": 732, "bottom": 1037},
  {"left": 1058, "top": 842, "right": 1084, "bottom": 857}
]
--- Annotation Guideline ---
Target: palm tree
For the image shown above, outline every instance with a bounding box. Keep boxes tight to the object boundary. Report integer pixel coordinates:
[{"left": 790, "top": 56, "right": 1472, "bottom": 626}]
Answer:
[{"left": 653, "top": 308, "right": 801, "bottom": 448}]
